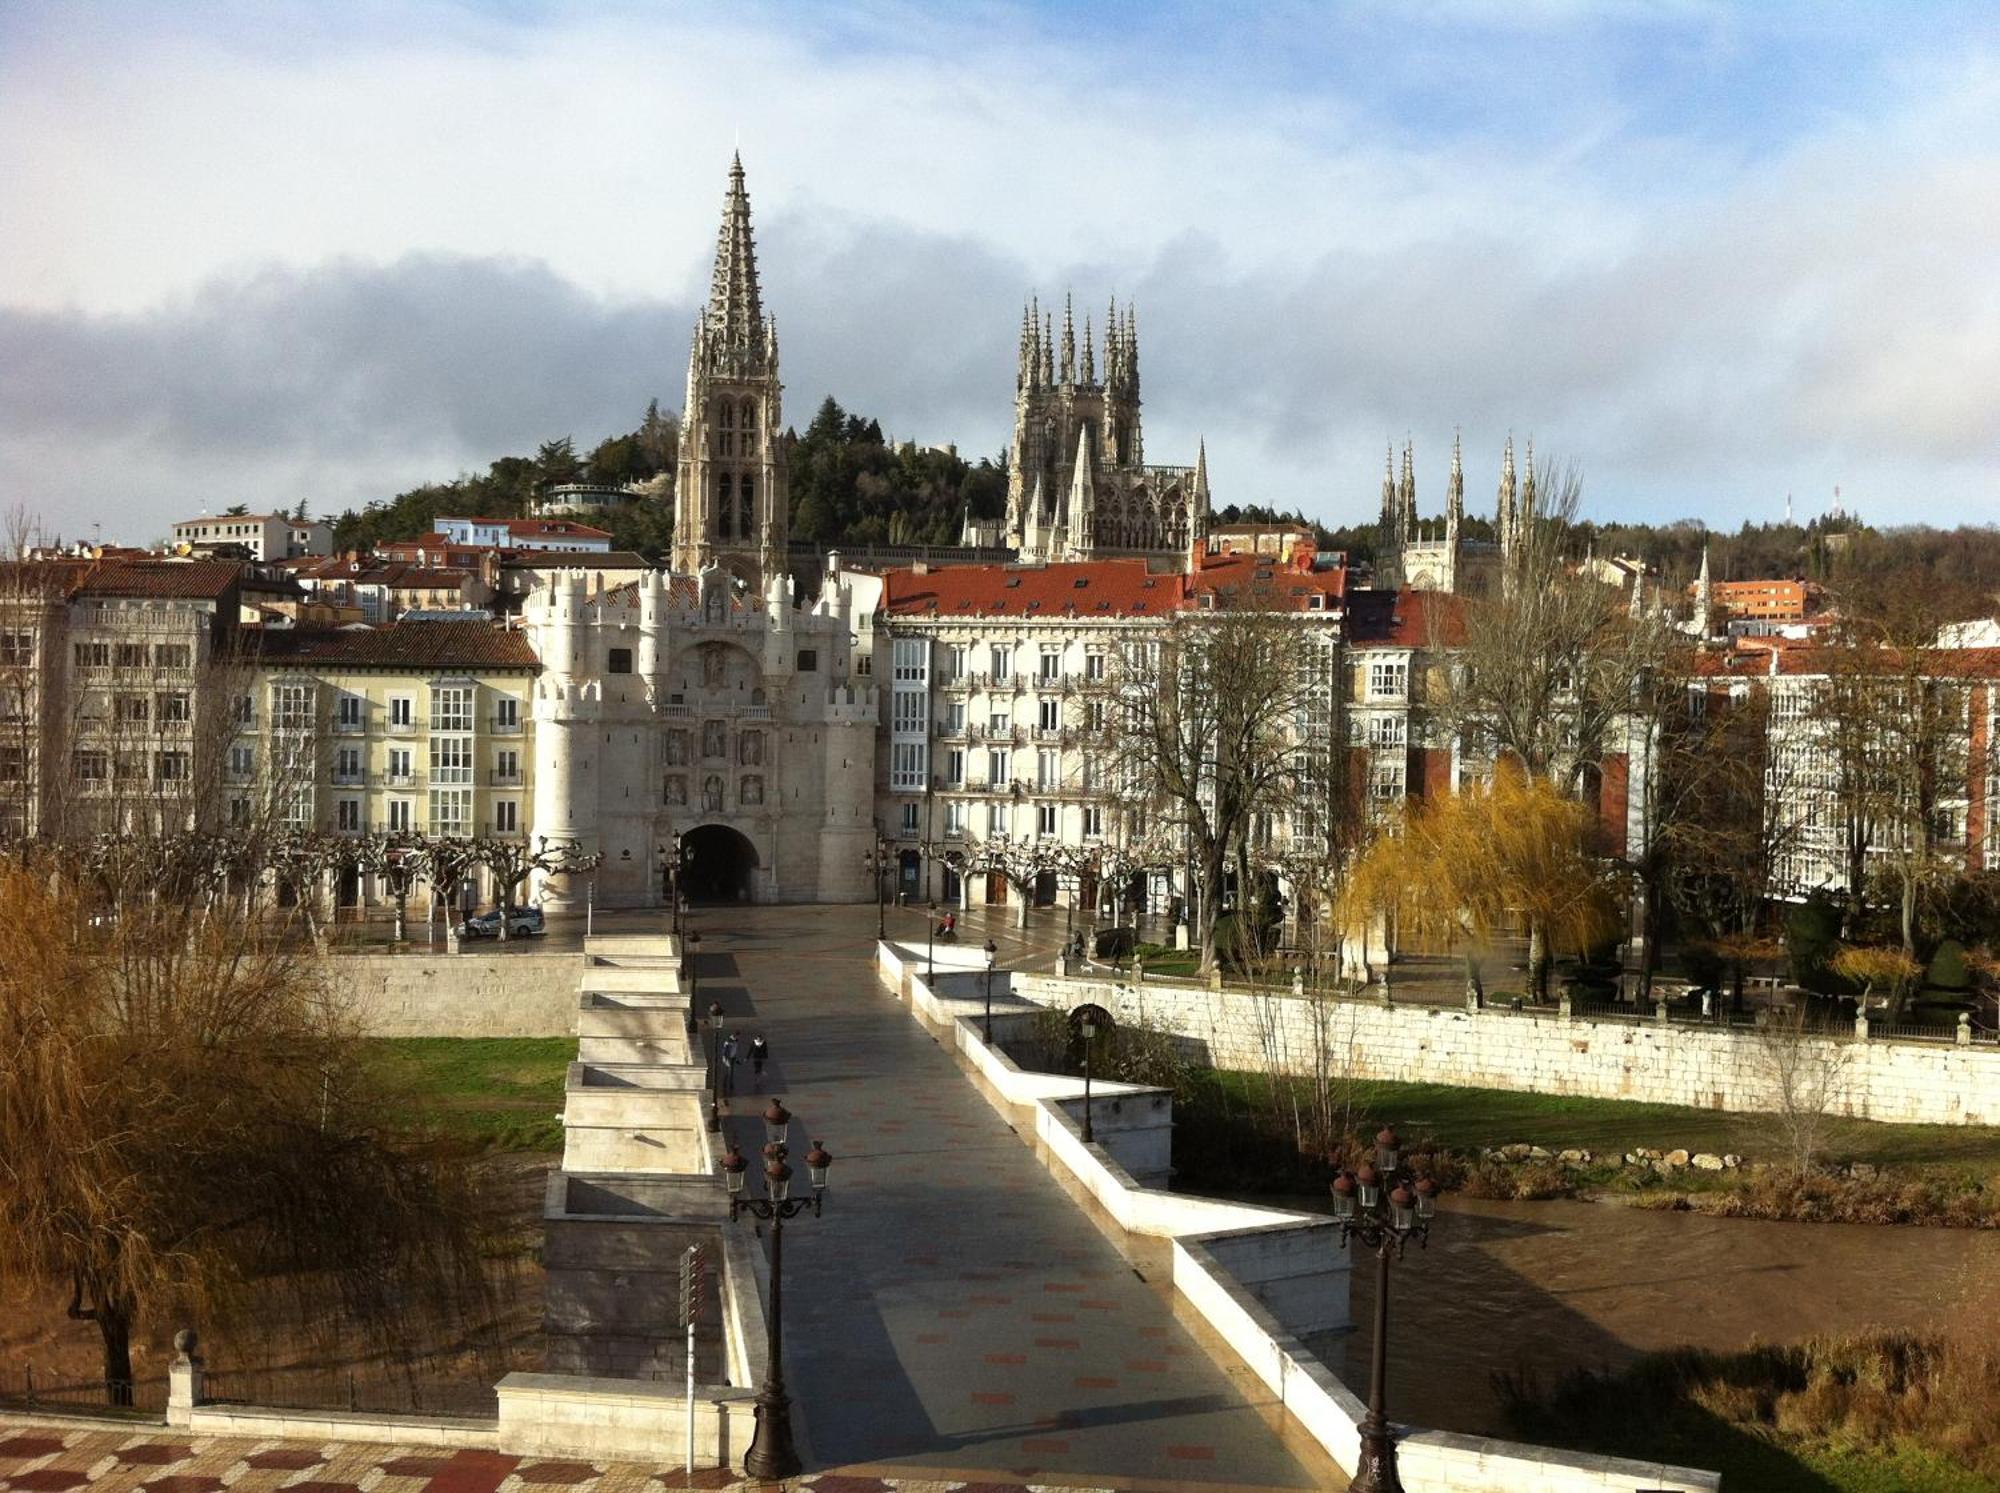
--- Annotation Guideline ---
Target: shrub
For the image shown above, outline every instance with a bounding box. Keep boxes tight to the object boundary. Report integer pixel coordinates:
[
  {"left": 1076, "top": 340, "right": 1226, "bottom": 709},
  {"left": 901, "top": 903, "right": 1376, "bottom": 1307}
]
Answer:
[{"left": 1930, "top": 938, "right": 1972, "bottom": 992}]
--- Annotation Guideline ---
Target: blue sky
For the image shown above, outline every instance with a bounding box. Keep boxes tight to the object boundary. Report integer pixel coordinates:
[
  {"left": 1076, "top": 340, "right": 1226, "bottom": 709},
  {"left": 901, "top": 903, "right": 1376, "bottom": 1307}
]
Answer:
[{"left": 1, "top": 0, "right": 1995, "bottom": 542}]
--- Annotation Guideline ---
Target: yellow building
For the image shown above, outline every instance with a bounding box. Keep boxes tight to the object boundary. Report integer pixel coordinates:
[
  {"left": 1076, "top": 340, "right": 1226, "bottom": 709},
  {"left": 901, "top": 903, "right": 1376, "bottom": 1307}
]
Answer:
[{"left": 245, "top": 621, "right": 539, "bottom": 910}]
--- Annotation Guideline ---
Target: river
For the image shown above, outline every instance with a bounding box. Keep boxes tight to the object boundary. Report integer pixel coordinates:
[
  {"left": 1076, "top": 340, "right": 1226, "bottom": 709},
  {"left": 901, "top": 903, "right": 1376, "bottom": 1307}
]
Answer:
[{"left": 1295, "top": 1195, "right": 2000, "bottom": 1438}]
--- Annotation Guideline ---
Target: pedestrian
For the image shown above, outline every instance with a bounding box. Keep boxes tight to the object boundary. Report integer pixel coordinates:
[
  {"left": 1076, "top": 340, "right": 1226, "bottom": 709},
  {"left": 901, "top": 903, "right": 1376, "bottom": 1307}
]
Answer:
[
  {"left": 720, "top": 1030, "right": 741, "bottom": 1095},
  {"left": 749, "top": 1033, "right": 770, "bottom": 1090}
]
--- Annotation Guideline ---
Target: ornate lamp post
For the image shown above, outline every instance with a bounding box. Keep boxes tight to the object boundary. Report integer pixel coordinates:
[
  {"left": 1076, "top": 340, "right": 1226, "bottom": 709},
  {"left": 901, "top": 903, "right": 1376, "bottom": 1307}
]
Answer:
[
  {"left": 1329, "top": 1127, "right": 1440, "bottom": 1493},
  {"left": 983, "top": 938, "right": 998, "bottom": 1044},
  {"left": 722, "top": 1103, "right": 832, "bottom": 1482},
  {"left": 1079, "top": 1010, "right": 1097, "bottom": 1143},
  {"left": 686, "top": 928, "right": 704, "bottom": 1040},
  {"left": 703, "top": 999, "right": 724, "bottom": 1132}
]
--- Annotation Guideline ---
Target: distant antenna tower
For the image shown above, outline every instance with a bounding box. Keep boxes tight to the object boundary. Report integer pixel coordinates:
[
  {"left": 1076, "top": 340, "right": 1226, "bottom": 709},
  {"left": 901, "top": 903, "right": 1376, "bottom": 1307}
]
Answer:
[{"left": 1785, "top": 491, "right": 1793, "bottom": 525}]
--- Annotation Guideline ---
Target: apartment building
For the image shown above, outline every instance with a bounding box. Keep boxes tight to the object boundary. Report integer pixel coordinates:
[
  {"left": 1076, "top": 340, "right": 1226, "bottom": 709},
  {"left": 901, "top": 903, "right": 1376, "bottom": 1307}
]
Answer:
[{"left": 171, "top": 512, "right": 332, "bottom": 561}]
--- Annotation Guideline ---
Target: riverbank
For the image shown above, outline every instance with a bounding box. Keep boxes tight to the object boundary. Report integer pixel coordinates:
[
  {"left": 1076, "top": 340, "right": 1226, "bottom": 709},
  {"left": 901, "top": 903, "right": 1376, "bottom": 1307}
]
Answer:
[
  {"left": 362, "top": 1036, "right": 575, "bottom": 1153},
  {"left": 1169, "top": 1068, "right": 2000, "bottom": 1226}
]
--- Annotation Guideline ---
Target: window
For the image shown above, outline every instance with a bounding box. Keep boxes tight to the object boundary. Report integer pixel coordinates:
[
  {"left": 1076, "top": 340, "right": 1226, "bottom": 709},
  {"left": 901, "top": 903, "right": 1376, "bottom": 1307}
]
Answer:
[
  {"left": 1037, "top": 748, "right": 1060, "bottom": 789},
  {"left": 336, "top": 798, "right": 362, "bottom": 832},
  {"left": 945, "top": 748, "right": 965, "bottom": 787},
  {"left": 1037, "top": 698, "right": 1060, "bottom": 732},
  {"left": 428, "top": 788, "right": 472, "bottom": 836},
  {"left": 495, "top": 748, "right": 520, "bottom": 781},
  {"left": 946, "top": 643, "right": 969, "bottom": 681},
  {"left": 334, "top": 746, "right": 362, "bottom": 782},
  {"left": 855, "top": 650, "right": 872, "bottom": 677},
  {"left": 229, "top": 797, "right": 252, "bottom": 828},
  {"left": 797, "top": 648, "right": 818, "bottom": 672},
  {"left": 274, "top": 683, "right": 312, "bottom": 730},
  {"left": 154, "top": 643, "right": 190, "bottom": 669},
  {"left": 945, "top": 701, "right": 966, "bottom": 734},
  {"left": 227, "top": 744, "right": 254, "bottom": 780},
  {"left": 387, "top": 799, "right": 413, "bottom": 833},
  {"left": 1367, "top": 715, "right": 1407, "bottom": 749},
  {"left": 154, "top": 750, "right": 189, "bottom": 783},
  {"left": 0, "top": 631, "right": 32, "bottom": 666},
  {"left": 987, "top": 749, "right": 1010, "bottom": 786},
  {"left": 335, "top": 693, "right": 364, "bottom": 730},
  {"left": 74, "top": 642, "right": 109, "bottom": 670},
  {"left": 495, "top": 696, "right": 520, "bottom": 730},
  {"left": 944, "top": 800, "right": 965, "bottom": 836},
  {"left": 1039, "top": 651, "right": 1061, "bottom": 682},
  {"left": 114, "top": 753, "right": 145, "bottom": 783},
  {"left": 430, "top": 685, "right": 473, "bottom": 731},
  {"left": 1082, "top": 805, "right": 1104, "bottom": 838},
  {"left": 115, "top": 694, "right": 148, "bottom": 725},
  {"left": 116, "top": 643, "right": 148, "bottom": 669},
  {"left": 1368, "top": 660, "right": 1409, "bottom": 698},
  {"left": 74, "top": 749, "right": 108, "bottom": 782},
  {"left": 900, "top": 801, "right": 920, "bottom": 835},
  {"left": 1036, "top": 803, "right": 1057, "bottom": 837},
  {"left": 608, "top": 647, "right": 634, "bottom": 675},
  {"left": 0, "top": 747, "right": 23, "bottom": 782},
  {"left": 989, "top": 645, "right": 1013, "bottom": 680},
  {"left": 987, "top": 802, "right": 1007, "bottom": 837},
  {"left": 387, "top": 747, "right": 413, "bottom": 782},
  {"left": 495, "top": 799, "right": 518, "bottom": 833},
  {"left": 892, "top": 639, "right": 928, "bottom": 682},
  {"left": 389, "top": 695, "right": 414, "bottom": 729},
  {"left": 233, "top": 693, "right": 255, "bottom": 726},
  {"left": 156, "top": 693, "right": 190, "bottom": 724},
  {"left": 430, "top": 735, "right": 472, "bottom": 784},
  {"left": 892, "top": 690, "right": 926, "bottom": 734},
  {"left": 1086, "top": 700, "right": 1106, "bottom": 732},
  {"left": 1085, "top": 652, "right": 1106, "bottom": 682},
  {"left": 988, "top": 708, "right": 1010, "bottom": 735},
  {"left": 890, "top": 741, "right": 927, "bottom": 791}
]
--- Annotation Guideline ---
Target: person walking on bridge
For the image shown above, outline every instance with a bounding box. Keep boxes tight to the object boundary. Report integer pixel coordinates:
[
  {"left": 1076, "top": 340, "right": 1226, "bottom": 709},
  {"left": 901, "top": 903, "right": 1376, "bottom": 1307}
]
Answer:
[{"left": 749, "top": 1032, "right": 770, "bottom": 1091}]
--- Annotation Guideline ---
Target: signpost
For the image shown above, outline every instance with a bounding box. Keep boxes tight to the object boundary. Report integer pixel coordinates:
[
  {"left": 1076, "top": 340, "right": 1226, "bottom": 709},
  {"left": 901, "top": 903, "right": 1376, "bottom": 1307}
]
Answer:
[{"left": 679, "top": 1244, "right": 707, "bottom": 1476}]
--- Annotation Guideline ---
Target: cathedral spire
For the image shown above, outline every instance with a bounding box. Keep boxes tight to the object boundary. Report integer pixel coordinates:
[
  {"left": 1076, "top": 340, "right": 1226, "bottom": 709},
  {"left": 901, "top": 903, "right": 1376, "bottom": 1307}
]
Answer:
[
  {"left": 1042, "top": 312, "right": 1055, "bottom": 386},
  {"left": 1381, "top": 442, "right": 1398, "bottom": 534},
  {"left": 1194, "top": 436, "right": 1209, "bottom": 499},
  {"left": 1447, "top": 427, "right": 1464, "bottom": 536},
  {"left": 1081, "top": 313, "right": 1096, "bottom": 384},
  {"left": 703, "top": 153, "right": 765, "bottom": 355},
  {"left": 1398, "top": 438, "right": 1416, "bottom": 537},
  {"left": 1060, "top": 293, "right": 1076, "bottom": 386}
]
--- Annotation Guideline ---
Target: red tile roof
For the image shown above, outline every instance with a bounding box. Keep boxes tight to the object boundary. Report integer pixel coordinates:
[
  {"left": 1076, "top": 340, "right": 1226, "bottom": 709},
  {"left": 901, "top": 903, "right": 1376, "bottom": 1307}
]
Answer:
[
  {"left": 884, "top": 560, "right": 1176, "bottom": 619},
  {"left": 1343, "top": 588, "right": 1467, "bottom": 648},
  {"left": 251, "top": 621, "right": 538, "bottom": 670},
  {"left": 74, "top": 559, "right": 245, "bottom": 600},
  {"left": 1188, "top": 551, "right": 1347, "bottom": 611}
]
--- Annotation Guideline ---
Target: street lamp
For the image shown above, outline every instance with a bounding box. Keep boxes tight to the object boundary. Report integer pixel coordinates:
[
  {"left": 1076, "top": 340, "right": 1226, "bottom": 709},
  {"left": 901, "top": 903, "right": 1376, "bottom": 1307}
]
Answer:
[
  {"left": 687, "top": 928, "right": 704, "bottom": 1039},
  {"left": 926, "top": 899, "right": 939, "bottom": 983},
  {"left": 722, "top": 1103, "right": 833, "bottom": 1482},
  {"left": 1079, "top": 1010, "right": 1097, "bottom": 1143},
  {"left": 861, "top": 837, "right": 888, "bottom": 940},
  {"left": 983, "top": 938, "right": 997, "bottom": 1045},
  {"left": 1329, "top": 1127, "right": 1441, "bottom": 1493},
  {"left": 703, "top": 998, "right": 724, "bottom": 1133}
]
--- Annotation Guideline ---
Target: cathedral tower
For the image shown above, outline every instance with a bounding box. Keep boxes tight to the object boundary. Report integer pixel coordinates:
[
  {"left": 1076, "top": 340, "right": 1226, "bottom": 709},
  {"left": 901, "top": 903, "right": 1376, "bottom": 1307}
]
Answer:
[{"left": 673, "top": 154, "right": 788, "bottom": 592}]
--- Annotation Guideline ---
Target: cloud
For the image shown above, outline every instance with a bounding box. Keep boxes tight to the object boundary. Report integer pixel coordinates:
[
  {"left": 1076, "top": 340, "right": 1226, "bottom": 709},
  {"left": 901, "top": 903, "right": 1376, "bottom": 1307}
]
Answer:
[{"left": 0, "top": 1, "right": 1995, "bottom": 538}]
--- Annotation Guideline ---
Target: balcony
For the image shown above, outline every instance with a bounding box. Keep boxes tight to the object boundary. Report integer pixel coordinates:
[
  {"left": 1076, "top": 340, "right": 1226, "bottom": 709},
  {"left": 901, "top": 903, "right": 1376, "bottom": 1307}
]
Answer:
[
  {"left": 331, "top": 718, "right": 367, "bottom": 737},
  {"left": 385, "top": 771, "right": 419, "bottom": 789},
  {"left": 742, "top": 704, "right": 772, "bottom": 720},
  {"left": 330, "top": 768, "right": 366, "bottom": 787},
  {"left": 1032, "top": 727, "right": 1062, "bottom": 743},
  {"left": 490, "top": 718, "right": 523, "bottom": 735},
  {"left": 385, "top": 718, "right": 418, "bottom": 737},
  {"left": 490, "top": 769, "right": 523, "bottom": 787}
]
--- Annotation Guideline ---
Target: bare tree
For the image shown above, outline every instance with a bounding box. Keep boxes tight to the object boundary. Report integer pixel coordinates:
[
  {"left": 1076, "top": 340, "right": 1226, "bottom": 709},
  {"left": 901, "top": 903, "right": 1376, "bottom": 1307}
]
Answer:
[
  {"left": 1753, "top": 1000, "right": 1851, "bottom": 1178},
  {"left": 1104, "top": 590, "right": 1327, "bottom": 972}
]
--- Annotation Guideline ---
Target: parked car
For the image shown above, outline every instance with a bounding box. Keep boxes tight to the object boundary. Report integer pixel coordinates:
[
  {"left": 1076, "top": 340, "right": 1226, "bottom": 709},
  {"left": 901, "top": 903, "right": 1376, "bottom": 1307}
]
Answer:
[{"left": 458, "top": 905, "right": 545, "bottom": 939}]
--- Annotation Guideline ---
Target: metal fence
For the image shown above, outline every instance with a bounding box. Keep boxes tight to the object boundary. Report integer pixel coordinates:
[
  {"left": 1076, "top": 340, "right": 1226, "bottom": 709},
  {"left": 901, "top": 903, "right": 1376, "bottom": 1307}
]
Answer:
[
  {"left": 0, "top": 1368, "right": 166, "bottom": 1415},
  {"left": 200, "top": 1359, "right": 499, "bottom": 1419}
]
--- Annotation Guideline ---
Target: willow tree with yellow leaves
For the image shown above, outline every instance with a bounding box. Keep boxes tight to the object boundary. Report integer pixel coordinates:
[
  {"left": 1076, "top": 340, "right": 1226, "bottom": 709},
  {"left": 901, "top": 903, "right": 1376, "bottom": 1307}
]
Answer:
[{"left": 1341, "top": 772, "right": 1625, "bottom": 999}]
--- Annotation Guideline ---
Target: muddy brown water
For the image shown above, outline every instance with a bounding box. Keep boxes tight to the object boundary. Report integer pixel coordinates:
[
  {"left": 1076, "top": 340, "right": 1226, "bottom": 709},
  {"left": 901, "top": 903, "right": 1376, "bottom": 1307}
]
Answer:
[{"left": 1294, "top": 1195, "right": 2000, "bottom": 1438}]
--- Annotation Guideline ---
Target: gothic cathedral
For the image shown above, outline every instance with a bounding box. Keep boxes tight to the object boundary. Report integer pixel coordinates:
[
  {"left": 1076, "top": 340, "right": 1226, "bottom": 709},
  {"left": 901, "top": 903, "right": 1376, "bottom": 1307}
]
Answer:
[
  {"left": 671, "top": 154, "right": 790, "bottom": 591},
  {"left": 1005, "top": 294, "right": 1210, "bottom": 565}
]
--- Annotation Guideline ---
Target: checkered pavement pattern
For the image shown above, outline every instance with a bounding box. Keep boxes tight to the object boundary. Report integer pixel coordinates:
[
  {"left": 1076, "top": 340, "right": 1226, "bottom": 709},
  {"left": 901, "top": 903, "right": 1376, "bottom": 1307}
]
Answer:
[{"left": 0, "top": 1425, "right": 1155, "bottom": 1493}]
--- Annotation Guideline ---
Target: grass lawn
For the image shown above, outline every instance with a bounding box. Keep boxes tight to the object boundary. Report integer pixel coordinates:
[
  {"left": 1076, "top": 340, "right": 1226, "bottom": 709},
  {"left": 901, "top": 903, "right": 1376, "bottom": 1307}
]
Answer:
[
  {"left": 1194, "top": 1069, "right": 2000, "bottom": 1175},
  {"left": 364, "top": 1037, "right": 575, "bottom": 1154}
]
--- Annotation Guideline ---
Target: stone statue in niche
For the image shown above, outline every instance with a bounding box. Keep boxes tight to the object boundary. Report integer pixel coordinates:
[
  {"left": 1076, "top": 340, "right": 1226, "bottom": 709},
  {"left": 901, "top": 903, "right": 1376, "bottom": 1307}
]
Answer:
[
  {"left": 740, "top": 774, "right": 764, "bottom": 806},
  {"left": 739, "top": 731, "right": 763, "bottom": 766},
  {"left": 702, "top": 719, "right": 726, "bottom": 759},
  {"left": 702, "top": 774, "right": 724, "bottom": 813},
  {"left": 703, "top": 644, "right": 725, "bottom": 689},
  {"left": 664, "top": 775, "right": 687, "bottom": 806},
  {"left": 666, "top": 731, "right": 690, "bottom": 765},
  {"left": 705, "top": 587, "right": 727, "bottom": 625}
]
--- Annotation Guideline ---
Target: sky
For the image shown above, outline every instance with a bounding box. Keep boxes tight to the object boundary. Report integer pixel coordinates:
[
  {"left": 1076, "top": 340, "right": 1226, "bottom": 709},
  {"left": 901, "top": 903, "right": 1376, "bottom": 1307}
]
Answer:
[{"left": 1, "top": 0, "right": 1996, "bottom": 544}]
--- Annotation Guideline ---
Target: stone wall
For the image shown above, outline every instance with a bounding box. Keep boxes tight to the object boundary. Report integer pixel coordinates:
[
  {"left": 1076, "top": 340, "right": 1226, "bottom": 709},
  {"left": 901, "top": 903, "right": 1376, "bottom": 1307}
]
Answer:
[
  {"left": 330, "top": 953, "right": 582, "bottom": 1038},
  {"left": 1012, "top": 972, "right": 2000, "bottom": 1127}
]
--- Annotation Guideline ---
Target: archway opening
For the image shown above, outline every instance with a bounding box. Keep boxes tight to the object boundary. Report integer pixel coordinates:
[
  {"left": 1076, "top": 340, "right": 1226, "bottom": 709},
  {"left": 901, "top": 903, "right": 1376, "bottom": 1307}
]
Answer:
[{"left": 682, "top": 824, "right": 759, "bottom": 903}]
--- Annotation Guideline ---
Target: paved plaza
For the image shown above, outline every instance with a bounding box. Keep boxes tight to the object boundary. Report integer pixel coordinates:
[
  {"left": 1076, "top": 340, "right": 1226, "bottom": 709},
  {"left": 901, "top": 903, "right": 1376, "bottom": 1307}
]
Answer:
[{"left": 698, "top": 904, "right": 1341, "bottom": 1489}]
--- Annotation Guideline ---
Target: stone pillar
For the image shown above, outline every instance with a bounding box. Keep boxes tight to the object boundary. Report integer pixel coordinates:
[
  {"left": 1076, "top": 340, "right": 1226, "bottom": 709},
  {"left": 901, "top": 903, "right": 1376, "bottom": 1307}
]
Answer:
[
  {"left": 166, "top": 1329, "right": 204, "bottom": 1429},
  {"left": 1855, "top": 1013, "right": 1870, "bottom": 1041},
  {"left": 1291, "top": 969, "right": 1305, "bottom": 998},
  {"left": 1959, "top": 1012, "right": 1974, "bottom": 1047},
  {"left": 1654, "top": 999, "right": 1670, "bottom": 1025},
  {"left": 1558, "top": 991, "right": 1573, "bottom": 1022},
  {"left": 1466, "top": 984, "right": 1483, "bottom": 1014}
]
